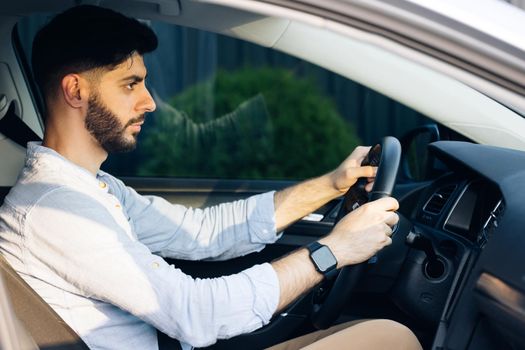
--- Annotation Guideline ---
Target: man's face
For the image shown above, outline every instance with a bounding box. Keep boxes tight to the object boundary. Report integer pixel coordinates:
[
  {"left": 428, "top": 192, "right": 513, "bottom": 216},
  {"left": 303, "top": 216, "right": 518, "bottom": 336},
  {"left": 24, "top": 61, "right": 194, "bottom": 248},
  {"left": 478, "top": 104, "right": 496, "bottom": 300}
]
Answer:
[{"left": 84, "top": 53, "right": 156, "bottom": 153}]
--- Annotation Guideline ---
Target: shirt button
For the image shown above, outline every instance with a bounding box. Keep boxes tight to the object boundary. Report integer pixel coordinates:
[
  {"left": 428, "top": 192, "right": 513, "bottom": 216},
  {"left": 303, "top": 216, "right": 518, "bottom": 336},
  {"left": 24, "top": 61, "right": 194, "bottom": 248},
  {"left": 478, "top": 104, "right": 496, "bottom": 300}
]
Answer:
[
  {"left": 151, "top": 262, "right": 160, "bottom": 269},
  {"left": 115, "top": 204, "right": 121, "bottom": 208},
  {"left": 99, "top": 181, "right": 107, "bottom": 189}
]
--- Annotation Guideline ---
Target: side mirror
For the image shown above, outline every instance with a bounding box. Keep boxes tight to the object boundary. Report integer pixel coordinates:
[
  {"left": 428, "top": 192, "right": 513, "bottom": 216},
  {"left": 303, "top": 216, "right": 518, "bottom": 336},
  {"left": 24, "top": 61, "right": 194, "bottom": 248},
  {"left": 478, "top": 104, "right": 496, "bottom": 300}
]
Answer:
[{"left": 400, "top": 124, "right": 440, "bottom": 182}]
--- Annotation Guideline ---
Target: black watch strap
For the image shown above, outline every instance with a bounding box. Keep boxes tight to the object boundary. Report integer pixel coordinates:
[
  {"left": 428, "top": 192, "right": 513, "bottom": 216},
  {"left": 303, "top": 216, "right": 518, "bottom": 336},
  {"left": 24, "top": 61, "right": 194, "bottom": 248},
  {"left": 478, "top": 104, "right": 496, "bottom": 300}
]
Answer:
[
  {"left": 306, "top": 241, "right": 338, "bottom": 278},
  {"left": 306, "top": 241, "right": 323, "bottom": 254}
]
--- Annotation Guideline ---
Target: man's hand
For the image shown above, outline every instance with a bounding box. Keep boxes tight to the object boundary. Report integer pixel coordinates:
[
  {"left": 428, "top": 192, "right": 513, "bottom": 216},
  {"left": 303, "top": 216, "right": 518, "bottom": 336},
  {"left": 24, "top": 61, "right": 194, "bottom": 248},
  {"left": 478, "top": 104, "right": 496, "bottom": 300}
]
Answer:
[
  {"left": 272, "top": 196, "right": 399, "bottom": 312},
  {"left": 330, "top": 146, "right": 377, "bottom": 194},
  {"left": 273, "top": 145, "right": 378, "bottom": 232},
  {"left": 320, "top": 197, "right": 399, "bottom": 266}
]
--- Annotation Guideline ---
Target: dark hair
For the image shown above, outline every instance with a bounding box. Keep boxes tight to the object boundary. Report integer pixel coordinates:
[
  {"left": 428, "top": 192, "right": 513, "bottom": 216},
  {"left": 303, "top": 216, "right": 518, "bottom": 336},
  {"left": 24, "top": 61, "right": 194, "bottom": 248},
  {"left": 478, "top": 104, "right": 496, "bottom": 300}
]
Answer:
[{"left": 32, "top": 5, "right": 158, "bottom": 99}]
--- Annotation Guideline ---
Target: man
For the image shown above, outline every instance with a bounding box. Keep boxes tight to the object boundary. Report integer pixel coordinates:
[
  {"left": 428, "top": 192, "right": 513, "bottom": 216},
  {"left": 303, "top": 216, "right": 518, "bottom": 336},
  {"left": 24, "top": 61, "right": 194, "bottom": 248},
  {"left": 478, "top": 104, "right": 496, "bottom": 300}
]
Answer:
[{"left": 0, "top": 5, "right": 421, "bottom": 350}]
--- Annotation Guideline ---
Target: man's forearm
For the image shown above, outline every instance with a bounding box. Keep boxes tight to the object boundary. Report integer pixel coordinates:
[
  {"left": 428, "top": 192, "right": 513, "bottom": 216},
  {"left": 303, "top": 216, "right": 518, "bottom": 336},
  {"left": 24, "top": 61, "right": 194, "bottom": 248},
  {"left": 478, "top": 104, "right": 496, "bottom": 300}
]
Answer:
[
  {"left": 273, "top": 146, "right": 376, "bottom": 232},
  {"left": 271, "top": 247, "right": 323, "bottom": 312},
  {"left": 273, "top": 172, "right": 342, "bottom": 232},
  {"left": 271, "top": 174, "right": 342, "bottom": 312}
]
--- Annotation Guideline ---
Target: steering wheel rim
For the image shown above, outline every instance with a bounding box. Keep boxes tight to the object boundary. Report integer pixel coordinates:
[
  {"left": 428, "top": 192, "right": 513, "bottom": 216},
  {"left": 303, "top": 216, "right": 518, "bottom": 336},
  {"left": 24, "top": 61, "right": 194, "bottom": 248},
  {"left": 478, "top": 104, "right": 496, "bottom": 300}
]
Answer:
[{"left": 310, "top": 136, "right": 401, "bottom": 329}]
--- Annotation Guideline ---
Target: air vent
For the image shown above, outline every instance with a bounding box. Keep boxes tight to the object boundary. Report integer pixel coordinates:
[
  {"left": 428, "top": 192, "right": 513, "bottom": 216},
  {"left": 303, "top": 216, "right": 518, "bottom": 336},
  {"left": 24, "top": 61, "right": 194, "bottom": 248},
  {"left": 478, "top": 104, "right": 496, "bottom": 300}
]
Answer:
[
  {"left": 423, "top": 185, "right": 457, "bottom": 215},
  {"left": 478, "top": 199, "right": 504, "bottom": 246}
]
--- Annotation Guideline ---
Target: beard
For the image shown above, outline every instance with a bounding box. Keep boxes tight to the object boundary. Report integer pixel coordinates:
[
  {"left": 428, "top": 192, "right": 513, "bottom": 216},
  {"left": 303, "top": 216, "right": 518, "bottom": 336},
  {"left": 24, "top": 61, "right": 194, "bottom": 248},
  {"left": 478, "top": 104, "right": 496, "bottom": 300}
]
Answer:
[{"left": 84, "top": 93, "right": 145, "bottom": 153}]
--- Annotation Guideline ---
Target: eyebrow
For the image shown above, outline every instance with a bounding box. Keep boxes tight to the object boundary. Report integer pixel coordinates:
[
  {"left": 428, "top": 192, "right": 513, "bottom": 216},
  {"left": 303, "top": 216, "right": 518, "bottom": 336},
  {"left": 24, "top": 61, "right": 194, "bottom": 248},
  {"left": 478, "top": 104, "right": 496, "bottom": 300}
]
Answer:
[{"left": 120, "top": 74, "right": 147, "bottom": 83}]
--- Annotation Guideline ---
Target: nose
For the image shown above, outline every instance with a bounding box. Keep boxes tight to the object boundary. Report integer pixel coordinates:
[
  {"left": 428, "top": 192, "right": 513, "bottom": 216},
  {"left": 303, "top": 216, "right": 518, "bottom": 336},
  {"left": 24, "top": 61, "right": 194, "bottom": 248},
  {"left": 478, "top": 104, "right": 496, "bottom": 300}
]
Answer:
[{"left": 140, "top": 86, "right": 156, "bottom": 113}]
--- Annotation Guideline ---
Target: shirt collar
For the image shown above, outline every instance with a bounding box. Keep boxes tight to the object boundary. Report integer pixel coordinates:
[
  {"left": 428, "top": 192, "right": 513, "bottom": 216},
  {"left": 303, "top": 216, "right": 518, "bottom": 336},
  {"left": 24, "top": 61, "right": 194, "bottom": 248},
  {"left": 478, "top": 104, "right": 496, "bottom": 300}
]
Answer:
[{"left": 26, "top": 142, "right": 109, "bottom": 193}]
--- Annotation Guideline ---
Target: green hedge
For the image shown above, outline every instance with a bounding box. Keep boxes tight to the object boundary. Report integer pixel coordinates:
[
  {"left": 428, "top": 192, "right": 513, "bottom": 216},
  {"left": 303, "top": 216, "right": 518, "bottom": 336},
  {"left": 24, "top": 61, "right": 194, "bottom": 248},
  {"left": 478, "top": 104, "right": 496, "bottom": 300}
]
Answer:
[{"left": 138, "top": 67, "right": 361, "bottom": 179}]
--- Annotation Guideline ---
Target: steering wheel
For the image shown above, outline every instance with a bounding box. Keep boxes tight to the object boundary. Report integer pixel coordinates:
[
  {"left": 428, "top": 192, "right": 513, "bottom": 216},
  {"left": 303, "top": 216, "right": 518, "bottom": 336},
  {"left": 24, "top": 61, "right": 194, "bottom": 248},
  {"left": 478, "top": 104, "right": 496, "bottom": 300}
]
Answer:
[{"left": 310, "top": 136, "right": 401, "bottom": 329}]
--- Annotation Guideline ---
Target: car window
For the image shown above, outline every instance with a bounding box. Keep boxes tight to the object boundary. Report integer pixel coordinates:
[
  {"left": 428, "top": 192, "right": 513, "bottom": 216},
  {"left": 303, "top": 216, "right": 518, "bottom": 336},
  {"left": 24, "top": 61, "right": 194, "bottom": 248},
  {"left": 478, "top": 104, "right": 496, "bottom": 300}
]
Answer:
[{"left": 16, "top": 15, "right": 433, "bottom": 180}]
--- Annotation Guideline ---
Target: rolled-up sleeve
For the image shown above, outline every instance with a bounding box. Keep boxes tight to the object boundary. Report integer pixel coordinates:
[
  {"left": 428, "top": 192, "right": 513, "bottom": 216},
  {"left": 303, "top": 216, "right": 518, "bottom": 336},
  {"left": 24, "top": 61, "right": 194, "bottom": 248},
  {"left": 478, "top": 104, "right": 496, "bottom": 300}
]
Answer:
[
  {"left": 25, "top": 188, "right": 280, "bottom": 347},
  {"left": 108, "top": 175, "right": 280, "bottom": 260}
]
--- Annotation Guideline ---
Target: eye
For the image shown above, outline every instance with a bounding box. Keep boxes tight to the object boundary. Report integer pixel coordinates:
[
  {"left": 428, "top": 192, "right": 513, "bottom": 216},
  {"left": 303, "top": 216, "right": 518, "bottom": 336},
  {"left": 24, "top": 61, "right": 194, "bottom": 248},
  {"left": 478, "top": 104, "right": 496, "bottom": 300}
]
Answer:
[{"left": 125, "top": 82, "right": 138, "bottom": 90}]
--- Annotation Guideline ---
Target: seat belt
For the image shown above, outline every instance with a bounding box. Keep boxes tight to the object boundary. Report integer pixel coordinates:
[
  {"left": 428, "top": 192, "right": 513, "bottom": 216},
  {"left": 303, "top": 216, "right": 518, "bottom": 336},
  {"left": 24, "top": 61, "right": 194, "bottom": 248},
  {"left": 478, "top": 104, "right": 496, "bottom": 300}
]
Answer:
[{"left": 0, "top": 101, "right": 42, "bottom": 148}]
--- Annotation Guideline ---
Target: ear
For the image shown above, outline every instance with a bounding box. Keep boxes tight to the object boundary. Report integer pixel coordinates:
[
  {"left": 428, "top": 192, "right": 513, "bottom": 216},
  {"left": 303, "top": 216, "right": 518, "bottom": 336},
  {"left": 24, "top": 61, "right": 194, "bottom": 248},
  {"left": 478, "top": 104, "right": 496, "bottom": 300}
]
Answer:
[{"left": 60, "top": 74, "right": 89, "bottom": 109}]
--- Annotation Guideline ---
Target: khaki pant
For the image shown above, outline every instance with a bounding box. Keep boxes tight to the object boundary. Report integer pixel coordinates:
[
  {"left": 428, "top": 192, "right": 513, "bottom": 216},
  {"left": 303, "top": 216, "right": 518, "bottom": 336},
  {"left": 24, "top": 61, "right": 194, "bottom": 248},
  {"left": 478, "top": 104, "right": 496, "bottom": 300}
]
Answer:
[{"left": 266, "top": 319, "right": 422, "bottom": 350}]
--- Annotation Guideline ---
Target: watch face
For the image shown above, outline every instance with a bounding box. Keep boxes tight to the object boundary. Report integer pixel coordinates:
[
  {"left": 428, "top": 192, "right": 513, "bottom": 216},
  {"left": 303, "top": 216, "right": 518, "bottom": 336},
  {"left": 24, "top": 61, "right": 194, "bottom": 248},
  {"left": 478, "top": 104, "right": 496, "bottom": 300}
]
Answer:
[{"left": 311, "top": 246, "right": 337, "bottom": 272}]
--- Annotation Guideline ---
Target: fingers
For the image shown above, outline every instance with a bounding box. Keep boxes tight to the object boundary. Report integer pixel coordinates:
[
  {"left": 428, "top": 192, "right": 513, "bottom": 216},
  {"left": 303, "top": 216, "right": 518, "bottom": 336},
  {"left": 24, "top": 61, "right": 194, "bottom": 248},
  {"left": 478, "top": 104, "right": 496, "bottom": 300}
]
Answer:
[
  {"left": 335, "top": 146, "right": 379, "bottom": 192},
  {"left": 349, "top": 146, "right": 371, "bottom": 164},
  {"left": 381, "top": 221, "right": 394, "bottom": 236},
  {"left": 346, "top": 165, "right": 376, "bottom": 180},
  {"left": 384, "top": 211, "right": 399, "bottom": 228},
  {"left": 365, "top": 196, "right": 399, "bottom": 212}
]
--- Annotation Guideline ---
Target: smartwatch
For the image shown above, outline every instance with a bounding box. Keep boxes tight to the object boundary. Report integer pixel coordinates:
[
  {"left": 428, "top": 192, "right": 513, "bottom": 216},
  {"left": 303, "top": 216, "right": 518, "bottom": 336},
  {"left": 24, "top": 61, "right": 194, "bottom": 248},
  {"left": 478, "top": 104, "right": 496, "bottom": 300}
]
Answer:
[{"left": 306, "top": 241, "right": 338, "bottom": 278}]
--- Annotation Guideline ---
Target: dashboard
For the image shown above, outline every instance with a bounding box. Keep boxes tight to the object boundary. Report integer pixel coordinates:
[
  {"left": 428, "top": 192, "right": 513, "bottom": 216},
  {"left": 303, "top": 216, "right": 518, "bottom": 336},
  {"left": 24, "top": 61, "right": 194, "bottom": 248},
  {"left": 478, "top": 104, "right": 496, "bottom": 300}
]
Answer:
[
  {"left": 417, "top": 177, "right": 503, "bottom": 247},
  {"left": 400, "top": 141, "right": 525, "bottom": 349}
]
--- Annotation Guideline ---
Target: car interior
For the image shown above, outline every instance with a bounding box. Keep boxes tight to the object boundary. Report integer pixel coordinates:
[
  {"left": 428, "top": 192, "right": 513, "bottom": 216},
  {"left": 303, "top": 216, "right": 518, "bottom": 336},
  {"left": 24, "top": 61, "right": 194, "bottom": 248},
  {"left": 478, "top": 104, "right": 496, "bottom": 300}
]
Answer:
[{"left": 1, "top": 1, "right": 525, "bottom": 350}]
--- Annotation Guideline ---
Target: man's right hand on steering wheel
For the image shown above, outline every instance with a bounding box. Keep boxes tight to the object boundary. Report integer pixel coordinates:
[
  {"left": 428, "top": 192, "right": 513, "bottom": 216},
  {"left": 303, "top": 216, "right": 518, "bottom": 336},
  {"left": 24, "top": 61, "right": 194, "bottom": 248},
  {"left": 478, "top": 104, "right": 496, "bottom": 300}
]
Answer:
[
  {"left": 328, "top": 146, "right": 378, "bottom": 195},
  {"left": 319, "top": 197, "right": 399, "bottom": 267}
]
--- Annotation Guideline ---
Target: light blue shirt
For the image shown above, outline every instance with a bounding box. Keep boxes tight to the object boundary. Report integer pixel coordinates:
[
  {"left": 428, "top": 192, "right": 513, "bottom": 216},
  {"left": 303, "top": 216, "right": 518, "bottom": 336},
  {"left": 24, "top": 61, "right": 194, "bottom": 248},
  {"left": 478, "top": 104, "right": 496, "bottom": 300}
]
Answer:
[{"left": 0, "top": 143, "right": 281, "bottom": 349}]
